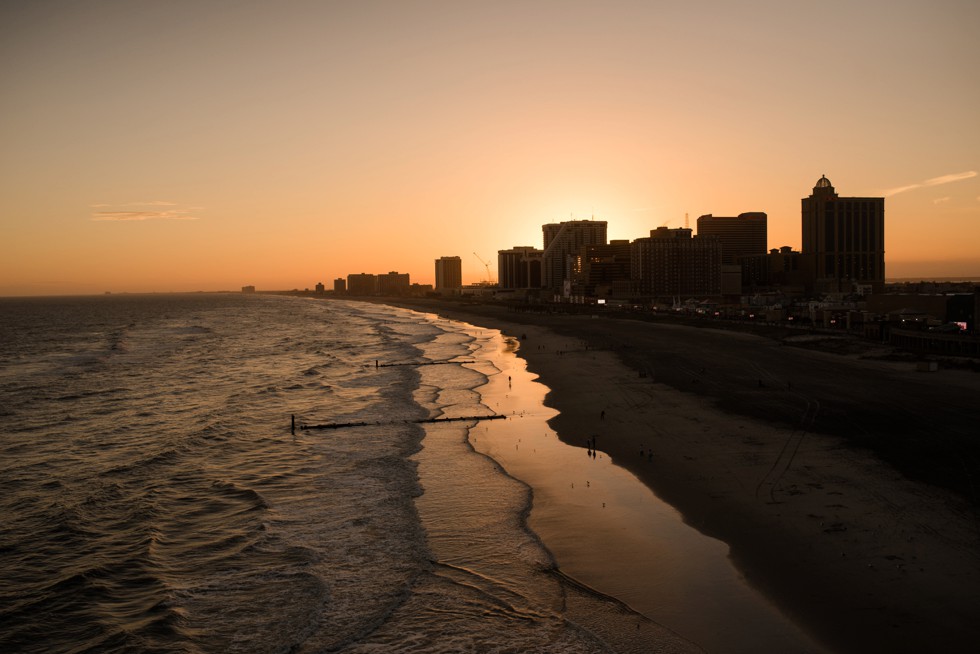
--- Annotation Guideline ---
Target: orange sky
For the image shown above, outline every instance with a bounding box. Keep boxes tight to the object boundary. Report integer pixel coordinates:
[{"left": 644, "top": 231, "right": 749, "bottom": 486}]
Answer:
[{"left": 2, "top": 0, "right": 979, "bottom": 295}]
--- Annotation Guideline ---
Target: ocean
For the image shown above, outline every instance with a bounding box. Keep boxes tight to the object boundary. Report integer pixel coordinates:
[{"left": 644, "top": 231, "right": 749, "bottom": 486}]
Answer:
[{"left": 0, "top": 294, "right": 693, "bottom": 653}]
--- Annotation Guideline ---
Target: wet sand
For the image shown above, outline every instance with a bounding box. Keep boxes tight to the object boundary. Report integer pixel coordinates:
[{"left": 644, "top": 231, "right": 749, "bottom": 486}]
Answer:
[{"left": 386, "top": 299, "right": 980, "bottom": 653}]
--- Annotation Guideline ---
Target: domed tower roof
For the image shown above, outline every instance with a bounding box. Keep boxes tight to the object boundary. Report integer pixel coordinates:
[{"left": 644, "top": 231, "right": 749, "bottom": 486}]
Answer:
[{"left": 811, "top": 174, "right": 837, "bottom": 197}]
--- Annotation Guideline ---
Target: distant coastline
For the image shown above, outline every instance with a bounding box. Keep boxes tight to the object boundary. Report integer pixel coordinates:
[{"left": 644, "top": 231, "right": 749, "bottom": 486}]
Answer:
[{"left": 3, "top": 273, "right": 980, "bottom": 298}]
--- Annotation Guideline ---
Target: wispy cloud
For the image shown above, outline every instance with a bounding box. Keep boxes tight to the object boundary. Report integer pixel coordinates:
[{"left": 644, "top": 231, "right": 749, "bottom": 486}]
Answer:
[
  {"left": 880, "top": 183, "right": 921, "bottom": 197},
  {"left": 933, "top": 196, "right": 951, "bottom": 205},
  {"left": 91, "top": 201, "right": 202, "bottom": 221},
  {"left": 92, "top": 211, "right": 199, "bottom": 221},
  {"left": 882, "top": 170, "right": 978, "bottom": 197},
  {"left": 923, "top": 171, "right": 977, "bottom": 187}
]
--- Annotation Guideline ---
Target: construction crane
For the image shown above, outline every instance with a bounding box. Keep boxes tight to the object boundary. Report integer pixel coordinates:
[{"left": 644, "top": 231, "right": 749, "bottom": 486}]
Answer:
[{"left": 473, "top": 252, "right": 495, "bottom": 285}]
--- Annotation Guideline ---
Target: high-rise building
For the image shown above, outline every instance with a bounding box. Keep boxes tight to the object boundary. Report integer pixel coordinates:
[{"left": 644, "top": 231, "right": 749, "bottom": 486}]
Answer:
[
  {"left": 434, "top": 256, "right": 462, "bottom": 293},
  {"left": 631, "top": 227, "right": 721, "bottom": 298},
  {"left": 696, "top": 212, "right": 767, "bottom": 266},
  {"left": 333, "top": 278, "right": 347, "bottom": 294},
  {"left": 542, "top": 220, "right": 607, "bottom": 294},
  {"left": 571, "top": 240, "right": 632, "bottom": 297},
  {"left": 378, "top": 271, "right": 410, "bottom": 296},
  {"left": 802, "top": 175, "right": 885, "bottom": 293},
  {"left": 498, "top": 247, "right": 542, "bottom": 290},
  {"left": 347, "top": 273, "right": 378, "bottom": 296}
]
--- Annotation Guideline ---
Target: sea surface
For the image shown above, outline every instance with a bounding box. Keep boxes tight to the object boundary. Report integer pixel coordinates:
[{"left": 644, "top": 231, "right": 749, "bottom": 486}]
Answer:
[{"left": 0, "top": 294, "right": 688, "bottom": 653}]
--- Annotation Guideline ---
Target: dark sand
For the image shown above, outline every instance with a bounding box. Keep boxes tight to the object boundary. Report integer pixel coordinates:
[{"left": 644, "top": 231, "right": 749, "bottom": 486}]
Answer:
[{"left": 379, "top": 299, "right": 980, "bottom": 653}]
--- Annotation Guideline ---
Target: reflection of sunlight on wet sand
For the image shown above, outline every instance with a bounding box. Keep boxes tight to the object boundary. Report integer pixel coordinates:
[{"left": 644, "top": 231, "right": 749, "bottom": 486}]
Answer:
[{"left": 469, "top": 330, "right": 826, "bottom": 654}]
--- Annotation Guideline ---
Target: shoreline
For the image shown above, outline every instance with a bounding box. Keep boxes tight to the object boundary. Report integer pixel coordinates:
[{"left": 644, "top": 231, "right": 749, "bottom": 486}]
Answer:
[
  {"left": 464, "top": 323, "right": 823, "bottom": 652},
  {"left": 380, "top": 298, "right": 980, "bottom": 653}
]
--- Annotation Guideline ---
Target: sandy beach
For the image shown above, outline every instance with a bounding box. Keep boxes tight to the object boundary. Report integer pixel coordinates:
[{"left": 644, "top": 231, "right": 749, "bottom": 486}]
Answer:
[
  {"left": 466, "top": 327, "right": 824, "bottom": 652},
  {"left": 382, "top": 299, "right": 980, "bottom": 653}
]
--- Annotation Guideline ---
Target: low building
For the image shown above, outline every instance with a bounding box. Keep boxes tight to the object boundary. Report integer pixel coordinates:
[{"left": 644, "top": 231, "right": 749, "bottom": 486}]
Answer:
[
  {"left": 721, "top": 265, "right": 742, "bottom": 296},
  {"left": 867, "top": 291, "right": 978, "bottom": 333},
  {"left": 739, "top": 247, "right": 815, "bottom": 296}
]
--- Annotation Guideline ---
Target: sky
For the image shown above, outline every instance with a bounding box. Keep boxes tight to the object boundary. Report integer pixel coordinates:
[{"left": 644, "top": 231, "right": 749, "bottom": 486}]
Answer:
[{"left": 2, "top": 0, "right": 979, "bottom": 295}]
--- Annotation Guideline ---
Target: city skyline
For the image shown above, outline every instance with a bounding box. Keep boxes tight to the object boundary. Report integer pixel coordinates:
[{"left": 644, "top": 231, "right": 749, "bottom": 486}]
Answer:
[{"left": 2, "top": 1, "right": 979, "bottom": 296}]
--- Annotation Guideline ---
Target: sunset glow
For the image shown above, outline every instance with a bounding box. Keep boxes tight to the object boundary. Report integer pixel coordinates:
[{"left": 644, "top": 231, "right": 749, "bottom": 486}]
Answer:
[{"left": 2, "top": 0, "right": 978, "bottom": 295}]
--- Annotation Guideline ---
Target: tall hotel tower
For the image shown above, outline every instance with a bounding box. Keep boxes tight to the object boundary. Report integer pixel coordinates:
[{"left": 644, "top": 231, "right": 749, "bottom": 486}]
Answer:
[
  {"left": 434, "top": 256, "right": 462, "bottom": 293},
  {"left": 542, "top": 220, "right": 607, "bottom": 294},
  {"left": 498, "top": 246, "right": 542, "bottom": 290},
  {"left": 802, "top": 176, "right": 885, "bottom": 293},
  {"left": 696, "top": 212, "right": 767, "bottom": 265}
]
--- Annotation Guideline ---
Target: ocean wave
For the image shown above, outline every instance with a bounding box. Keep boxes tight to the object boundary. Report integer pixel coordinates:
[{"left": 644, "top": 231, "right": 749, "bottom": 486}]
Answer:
[
  {"left": 169, "top": 325, "right": 213, "bottom": 336},
  {"left": 103, "top": 447, "right": 185, "bottom": 477},
  {"left": 209, "top": 480, "right": 270, "bottom": 512},
  {"left": 54, "top": 387, "right": 127, "bottom": 402}
]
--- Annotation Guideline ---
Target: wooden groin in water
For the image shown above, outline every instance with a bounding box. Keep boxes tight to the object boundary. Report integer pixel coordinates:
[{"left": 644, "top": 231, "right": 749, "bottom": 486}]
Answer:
[
  {"left": 290, "top": 358, "right": 485, "bottom": 433},
  {"left": 297, "top": 413, "right": 506, "bottom": 432},
  {"left": 371, "top": 360, "right": 476, "bottom": 368}
]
